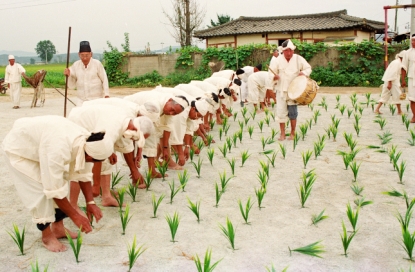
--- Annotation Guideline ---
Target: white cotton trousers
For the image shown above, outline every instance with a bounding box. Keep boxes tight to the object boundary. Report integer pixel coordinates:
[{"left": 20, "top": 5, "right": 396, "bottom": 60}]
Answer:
[
  {"left": 241, "top": 81, "right": 249, "bottom": 101},
  {"left": 247, "top": 81, "right": 266, "bottom": 105},
  {"left": 379, "top": 84, "right": 401, "bottom": 104},
  {"left": 408, "top": 78, "right": 415, "bottom": 102},
  {"left": 9, "top": 82, "right": 22, "bottom": 107},
  {"left": 276, "top": 91, "right": 296, "bottom": 123}
]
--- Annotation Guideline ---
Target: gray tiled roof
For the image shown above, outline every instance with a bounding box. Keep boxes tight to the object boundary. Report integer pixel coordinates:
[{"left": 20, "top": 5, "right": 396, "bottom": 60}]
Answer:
[{"left": 194, "top": 10, "right": 384, "bottom": 38}]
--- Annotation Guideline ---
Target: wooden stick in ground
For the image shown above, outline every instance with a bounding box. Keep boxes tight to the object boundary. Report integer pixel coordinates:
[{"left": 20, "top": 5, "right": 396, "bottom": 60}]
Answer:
[
  {"left": 64, "top": 26, "right": 72, "bottom": 117},
  {"left": 44, "top": 79, "right": 76, "bottom": 106}
]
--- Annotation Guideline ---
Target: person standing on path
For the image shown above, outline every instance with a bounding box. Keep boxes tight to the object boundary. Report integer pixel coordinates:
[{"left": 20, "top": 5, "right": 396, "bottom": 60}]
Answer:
[{"left": 4, "top": 55, "right": 25, "bottom": 109}]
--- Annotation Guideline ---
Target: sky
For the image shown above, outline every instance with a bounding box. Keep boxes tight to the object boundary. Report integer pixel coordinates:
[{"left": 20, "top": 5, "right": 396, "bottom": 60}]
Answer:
[{"left": 0, "top": 0, "right": 414, "bottom": 55}]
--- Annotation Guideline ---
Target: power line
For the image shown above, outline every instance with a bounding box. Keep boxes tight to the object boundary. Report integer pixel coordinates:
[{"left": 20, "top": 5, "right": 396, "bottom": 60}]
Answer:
[{"left": 0, "top": 0, "right": 75, "bottom": 10}]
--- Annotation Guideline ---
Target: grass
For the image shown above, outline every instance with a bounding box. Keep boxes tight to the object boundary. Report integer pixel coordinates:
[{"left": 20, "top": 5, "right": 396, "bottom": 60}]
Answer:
[
  {"left": 219, "top": 217, "right": 236, "bottom": 250},
  {"left": 302, "top": 150, "right": 313, "bottom": 169},
  {"left": 7, "top": 223, "right": 25, "bottom": 255},
  {"left": 207, "top": 148, "right": 215, "bottom": 165},
  {"left": 297, "top": 169, "right": 316, "bottom": 208},
  {"left": 66, "top": 228, "right": 83, "bottom": 263},
  {"left": 178, "top": 169, "right": 189, "bottom": 192},
  {"left": 311, "top": 209, "right": 328, "bottom": 226},
  {"left": 151, "top": 193, "right": 165, "bottom": 218},
  {"left": 349, "top": 160, "right": 361, "bottom": 182},
  {"left": 144, "top": 169, "right": 154, "bottom": 191},
  {"left": 111, "top": 170, "right": 124, "bottom": 190},
  {"left": 289, "top": 241, "right": 325, "bottom": 258},
  {"left": 191, "top": 158, "right": 203, "bottom": 178},
  {"left": 168, "top": 179, "right": 182, "bottom": 204},
  {"left": 240, "top": 150, "right": 251, "bottom": 167},
  {"left": 227, "top": 157, "right": 236, "bottom": 176},
  {"left": 238, "top": 197, "right": 254, "bottom": 224},
  {"left": 194, "top": 248, "right": 222, "bottom": 272},
  {"left": 187, "top": 197, "right": 201, "bottom": 222},
  {"left": 255, "top": 187, "right": 266, "bottom": 209},
  {"left": 215, "top": 183, "right": 223, "bottom": 208},
  {"left": 340, "top": 220, "right": 357, "bottom": 257},
  {"left": 279, "top": 142, "right": 287, "bottom": 159},
  {"left": 351, "top": 183, "right": 364, "bottom": 196},
  {"left": 165, "top": 211, "right": 180, "bottom": 242},
  {"left": 247, "top": 125, "right": 254, "bottom": 139},
  {"left": 354, "top": 197, "right": 373, "bottom": 208},
  {"left": 219, "top": 170, "right": 232, "bottom": 192},
  {"left": 127, "top": 235, "right": 147, "bottom": 272},
  {"left": 127, "top": 182, "right": 138, "bottom": 202},
  {"left": 120, "top": 204, "right": 132, "bottom": 235},
  {"left": 346, "top": 203, "right": 359, "bottom": 232},
  {"left": 397, "top": 160, "right": 407, "bottom": 184}
]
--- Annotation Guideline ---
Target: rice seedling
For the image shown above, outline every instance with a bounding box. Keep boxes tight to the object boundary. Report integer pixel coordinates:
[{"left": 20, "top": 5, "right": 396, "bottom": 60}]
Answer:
[
  {"left": 194, "top": 248, "right": 222, "bottom": 272},
  {"left": 120, "top": 204, "right": 132, "bottom": 235},
  {"left": 324, "top": 125, "right": 331, "bottom": 138},
  {"left": 206, "top": 148, "right": 215, "bottom": 165},
  {"left": 219, "top": 217, "right": 236, "bottom": 250},
  {"left": 257, "top": 169, "right": 269, "bottom": 190},
  {"left": 313, "top": 109, "right": 321, "bottom": 124},
  {"left": 311, "top": 209, "right": 328, "bottom": 226},
  {"left": 218, "top": 127, "right": 223, "bottom": 141},
  {"left": 219, "top": 170, "right": 232, "bottom": 192},
  {"left": 241, "top": 107, "right": 248, "bottom": 117},
  {"left": 187, "top": 197, "right": 201, "bottom": 222},
  {"left": 353, "top": 123, "right": 361, "bottom": 137},
  {"left": 339, "top": 104, "right": 346, "bottom": 115},
  {"left": 383, "top": 187, "right": 411, "bottom": 208},
  {"left": 389, "top": 104, "right": 396, "bottom": 115},
  {"left": 226, "top": 137, "right": 232, "bottom": 153},
  {"left": 354, "top": 196, "right": 373, "bottom": 208},
  {"left": 354, "top": 113, "right": 361, "bottom": 125},
  {"left": 111, "top": 170, "right": 124, "bottom": 190},
  {"left": 206, "top": 134, "right": 214, "bottom": 147},
  {"left": 238, "top": 197, "right": 254, "bottom": 224},
  {"left": 398, "top": 205, "right": 414, "bottom": 233},
  {"left": 238, "top": 120, "right": 244, "bottom": 131},
  {"left": 297, "top": 169, "right": 316, "bottom": 208},
  {"left": 126, "top": 182, "right": 139, "bottom": 202},
  {"left": 329, "top": 125, "right": 338, "bottom": 141},
  {"left": 404, "top": 118, "right": 411, "bottom": 131},
  {"left": 215, "top": 183, "right": 223, "bottom": 207},
  {"left": 233, "top": 112, "right": 238, "bottom": 121},
  {"left": 244, "top": 116, "right": 251, "bottom": 125},
  {"left": 189, "top": 146, "right": 195, "bottom": 162},
  {"left": 335, "top": 94, "right": 341, "bottom": 103},
  {"left": 172, "top": 148, "right": 179, "bottom": 163},
  {"left": 351, "top": 183, "right": 364, "bottom": 196},
  {"left": 346, "top": 202, "right": 359, "bottom": 232},
  {"left": 127, "top": 235, "right": 147, "bottom": 272},
  {"left": 293, "top": 133, "right": 300, "bottom": 151},
  {"left": 155, "top": 160, "right": 168, "bottom": 181},
  {"left": 347, "top": 108, "right": 353, "bottom": 118},
  {"left": 407, "top": 103, "right": 410, "bottom": 112},
  {"left": 144, "top": 169, "right": 154, "bottom": 191},
  {"left": 264, "top": 116, "right": 271, "bottom": 127},
  {"left": 309, "top": 103, "right": 314, "bottom": 111},
  {"left": 289, "top": 240, "right": 325, "bottom": 258},
  {"left": 151, "top": 193, "right": 165, "bottom": 218},
  {"left": 408, "top": 129, "right": 415, "bottom": 146},
  {"left": 400, "top": 228, "right": 415, "bottom": 261},
  {"left": 350, "top": 93, "right": 358, "bottom": 106},
  {"left": 332, "top": 116, "right": 341, "bottom": 129},
  {"left": 197, "top": 140, "right": 205, "bottom": 153},
  {"left": 7, "top": 223, "right": 25, "bottom": 255},
  {"left": 374, "top": 116, "right": 387, "bottom": 130},
  {"left": 168, "top": 179, "right": 182, "bottom": 204},
  {"left": 279, "top": 142, "right": 287, "bottom": 159},
  {"left": 209, "top": 119, "right": 216, "bottom": 130},
  {"left": 165, "top": 211, "right": 180, "bottom": 242},
  {"left": 250, "top": 110, "right": 257, "bottom": 120},
  {"left": 377, "top": 130, "right": 393, "bottom": 145},
  {"left": 364, "top": 93, "right": 371, "bottom": 107},
  {"left": 222, "top": 116, "right": 228, "bottom": 128},
  {"left": 270, "top": 112, "right": 276, "bottom": 121},
  {"left": 340, "top": 220, "right": 357, "bottom": 257},
  {"left": 258, "top": 120, "right": 264, "bottom": 132},
  {"left": 255, "top": 187, "right": 266, "bottom": 209},
  {"left": 227, "top": 157, "right": 236, "bottom": 176},
  {"left": 178, "top": 169, "right": 189, "bottom": 192},
  {"left": 30, "top": 260, "right": 49, "bottom": 272},
  {"left": 259, "top": 160, "right": 270, "bottom": 178},
  {"left": 397, "top": 160, "right": 407, "bottom": 184},
  {"left": 371, "top": 102, "right": 376, "bottom": 111},
  {"left": 240, "top": 150, "right": 251, "bottom": 167},
  {"left": 218, "top": 143, "right": 228, "bottom": 158},
  {"left": 247, "top": 125, "right": 254, "bottom": 139},
  {"left": 302, "top": 150, "right": 313, "bottom": 169},
  {"left": 266, "top": 151, "right": 278, "bottom": 168},
  {"left": 357, "top": 106, "right": 364, "bottom": 115},
  {"left": 232, "top": 133, "right": 238, "bottom": 148},
  {"left": 388, "top": 144, "right": 398, "bottom": 163},
  {"left": 66, "top": 228, "right": 83, "bottom": 263},
  {"left": 261, "top": 136, "right": 267, "bottom": 150},
  {"left": 349, "top": 160, "right": 361, "bottom": 182},
  {"left": 237, "top": 130, "right": 243, "bottom": 143},
  {"left": 307, "top": 118, "right": 313, "bottom": 129},
  {"left": 391, "top": 150, "right": 402, "bottom": 170},
  {"left": 344, "top": 133, "right": 358, "bottom": 151},
  {"left": 299, "top": 123, "right": 308, "bottom": 141},
  {"left": 113, "top": 187, "right": 127, "bottom": 212},
  {"left": 191, "top": 158, "right": 203, "bottom": 178}
]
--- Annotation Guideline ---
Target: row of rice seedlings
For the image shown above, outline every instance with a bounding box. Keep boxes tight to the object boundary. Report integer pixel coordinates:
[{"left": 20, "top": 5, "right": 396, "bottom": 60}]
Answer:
[
  {"left": 168, "top": 179, "right": 182, "bottom": 204},
  {"left": 297, "top": 169, "right": 316, "bottom": 208},
  {"left": 313, "top": 134, "right": 326, "bottom": 159},
  {"left": 151, "top": 193, "right": 165, "bottom": 218},
  {"left": 187, "top": 197, "right": 201, "bottom": 222},
  {"left": 238, "top": 197, "right": 254, "bottom": 224},
  {"left": 311, "top": 209, "right": 328, "bottom": 226},
  {"left": 302, "top": 150, "right": 313, "bottom": 169},
  {"left": 289, "top": 240, "right": 325, "bottom": 258},
  {"left": 374, "top": 115, "right": 387, "bottom": 130},
  {"left": 120, "top": 204, "right": 132, "bottom": 235},
  {"left": 194, "top": 248, "right": 222, "bottom": 272},
  {"left": 127, "top": 235, "right": 147, "bottom": 271},
  {"left": 165, "top": 211, "right": 180, "bottom": 242},
  {"left": 219, "top": 217, "right": 236, "bottom": 250},
  {"left": 191, "top": 158, "right": 203, "bottom": 178}
]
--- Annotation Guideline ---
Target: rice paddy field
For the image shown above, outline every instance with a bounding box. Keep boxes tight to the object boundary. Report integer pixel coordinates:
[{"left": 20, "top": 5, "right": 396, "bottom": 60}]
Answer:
[
  {"left": 0, "top": 64, "right": 66, "bottom": 87},
  {"left": 0, "top": 87, "right": 415, "bottom": 271}
]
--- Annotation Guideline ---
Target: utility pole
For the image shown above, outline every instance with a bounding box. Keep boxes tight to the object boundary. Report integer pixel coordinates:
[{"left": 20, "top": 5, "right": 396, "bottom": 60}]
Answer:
[{"left": 395, "top": 0, "right": 399, "bottom": 33}]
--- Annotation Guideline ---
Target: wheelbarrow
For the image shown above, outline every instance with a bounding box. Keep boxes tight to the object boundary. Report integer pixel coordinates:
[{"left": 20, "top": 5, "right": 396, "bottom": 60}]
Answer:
[{"left": 0, "top": 78, "right": 7, "bottom": 94}]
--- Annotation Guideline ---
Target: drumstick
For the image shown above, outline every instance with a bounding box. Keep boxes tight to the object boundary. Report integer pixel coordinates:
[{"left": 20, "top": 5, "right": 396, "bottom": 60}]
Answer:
[{"left": 266, "top": 64, "right": 278, "bottom": 77}]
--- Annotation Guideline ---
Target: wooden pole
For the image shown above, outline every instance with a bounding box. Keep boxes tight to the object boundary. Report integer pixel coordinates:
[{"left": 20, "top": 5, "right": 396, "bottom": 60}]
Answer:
[{"left": 64, "top": 26, "right": 71, "bottom": 117}]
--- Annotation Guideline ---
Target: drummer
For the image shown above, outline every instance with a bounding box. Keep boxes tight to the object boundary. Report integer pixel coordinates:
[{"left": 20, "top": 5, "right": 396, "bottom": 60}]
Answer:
[{"left": 268, "top": 39, "right": 311, "bottom": 141}]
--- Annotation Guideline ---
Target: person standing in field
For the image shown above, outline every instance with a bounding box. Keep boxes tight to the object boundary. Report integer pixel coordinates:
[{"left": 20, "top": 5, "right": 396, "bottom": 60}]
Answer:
[
  {"left": 64, "top": 41, "right": 109, "bottom": 106},
  {"left": 401, "top": 34, "right": 415, "bottom": 122},
  {"left": 374, "top": 50, "right": 405, "bottom": 115},
  {"left": 4, "top": 55, "right": 26, "bottom": 109},
  {"left": 268, "top": 39, "right": 311, "bottom": 141}
]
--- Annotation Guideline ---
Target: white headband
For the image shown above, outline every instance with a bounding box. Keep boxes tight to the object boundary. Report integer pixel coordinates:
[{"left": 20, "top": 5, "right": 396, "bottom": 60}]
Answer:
[
  {"left": 172, "top": 96, "right": 189, "bottom": 109},
  {"left": 282, "top": 40, "right": 296, "bottom": 51}
]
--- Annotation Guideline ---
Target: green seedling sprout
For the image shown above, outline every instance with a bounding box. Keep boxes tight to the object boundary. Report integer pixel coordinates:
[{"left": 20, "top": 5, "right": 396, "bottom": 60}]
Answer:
[
  {"left": 391, "top": 150, "right": 402, "bottom": 170},
  {"left": 309, "top": 103, "right": 314, "bottom": 111},
  {"left": 127, "top": 182, "right": 138, "bottom": 202},
  {"left": 144, "top": 169, "right": 154, "bottom": 191},
  {"left": 250, "top": 110, "right": 257, "bottom": 120},
  {"left": 165, "top": 211, "right": 180, "bottom": 243},
  {"left": 374, "top": 116, "right": 387, "bottom": 130},
  {"left": 112, "top": 187, "right": 127, "bottom": 212},
  {"left": 189, "top": 147, "right": 195, "bottom": 161},
  {"left": 329, "top": 124, "right": 338, "bottom": 141},
  {"left": 407, "top": 103, "right": 411, "bottom": 112},
  {"left": 408, "top": 129, "right": 415, "bottom": 146},
  {"left": 257, "top": 169, "right": 268, "bottom": 190},
  {"left": 30, "top": 259, "right": 49, "bottom": 272},
  {"left": 218, "top": 127, "right": 223, "bottom": 141},
  {"left": 168, "top": 179, "right": 182, "bottom": 204},
  {"left": 237, "top": 129, "right": 243, "bottom": 143},
  {"left": 270, "top": 112, "right": 276, "bottom": 121},
  {"left": 207, "top": 148, "right": 215, "bottom": 165},
  {"left": 219, "top": 170, "right": 232, "bottom": 192},
  {"left": 232, "top": 133, "right": 238, "bottom": 148},
  {"left": 347, "top": 108, "right": 353, "bottom": 118},
  {"left": 219, "top": 217, "right": 236, "bottom": 250},
  {"left": 346, "top": 203, "right": 359, "bottom": 232},
  {"left": 66, "top": 228, "right": 83, "bottom": 263},
  {"left": 302, "top": 150, "right": 313, "bottom": 169},
  {"left": 401, "top": 228, "right": 415, "bottom": 261},
  {"left": 247, "top": 125, "right": 254, "bottom": 139},
  {"left": 191, "top": 158, "right": 203, "bottom": 178},
  {"left": 307, "top": 118, "right": 313, "bottom": 129},
  {"left": 238, "top": 197, "right": 254, "bottom": 224},
  {"left": 240, "top": 150, "right": 251, "bottom": 167},
  {"left": 197, "top": 140, "right": 205, "bottom": 153},
  {"left": 270, "top": 128, "right": 278, "bottom": 140},
  {"left": 7, "top": 223, "right": 25, "bottom": 255},
  {"left": 397, "top": 160, "right": 407, "bottom": 184},
  {"left": 297, "top": 169, "right": 316, "bottom": 208},
  {"left": 258, "top": 120, "right": 264, "bottom": 132},
  {"left": 377, "top": 130, "right": 393, "bottom": 145},
  {"left": 264, "top": 116, "right": 271, "bottom": 127},
  {"left": 311, "top": 209, "right": 328, "bottom": 226},
  {"left": 206, "top": 134, "right": 214, "bottom": 147},
  {"left": 111, "top": 170, "right": 124, "bottom": 190},
  {"left": 151, "top": 193, "right": 165, "bottom": 218},
  {"left": 293, "top": 132, "right": 300, "bottom": 151},
  {"left": 339, "top": 104, "right": 346, "bottom": 115},
  {"left": 299, "top": 123, "right": 308, "bottom": 141},
  {"left": 226, "top": 137, "right": 232, "bottom": 153},
  {"left": 155, "top": 160, "right": 168, "bottom": 181},
  {"left": 120, "top": 204, "right": 132, "bottom": 235},
  {"left": 215, "top": 183, "right": 223, "bottom": 207},
  {"left": 241, "top": 107, "right": 248, "bottom": 118},
  {"left": 187, "top": 197, "right": 201, "bottom": 222},
  {"left": 266, "top": 151, "right": 278, "bottom": 168},
  {"left": 178, "top": 169, "right": 189, "bottom": 192},
  {"left": 259, "top": 160, "right": 270, "bottom": 178},
  {"left": 279, "top": 142, "right": 287, "bottom": 159},
  {"left": 340, "top": 220, "right": 357, "bottom": 257},
  {"left": 194, "top": 247, "right": 222, "bottom": 272},
  {"left": 227, "top": 157, "right": 236, "bottom": 176},
  {"left": 353, "top": 123, "right": 361, "bottom": 137},
  {"left": 218, "top": 143, "right": 228, "bottom": 158},
  {"left": 389, "top": 104, "right": 396, "bottom": 115},
  {"left": 255, "top": 187, "right": 266, "bottom": 209},
  {"left": 233, "top": 111, "right": 238, "bottom": 121},
  {"left": 404, "top": 118, "right": 411, "bottom": 131},
  {"left": 313, "top": 109, "right": 321, "bottom": 124},
  {"left": 127, "top": 235, "right": 147, "bottom": 272},
  {"left": 289, "top": 241, "right": 325, "bottom": 258},
  {"left": 349, "top": 160, "right": 361, "bottom": 182},
  {"left": 354, "top": 197, "right": 373, "bottom": 208},
  {"left": 336, "top": 94, "right": 341, "bottom": 103},
  {"left": 244, "top": 116, "right": 251, "bottom": 125},
  {"left": 351, "top": 183, "right": 364, "bottom": 196},
  {"left": 209, "top": 119, "right": 216, "bottom": 130}
]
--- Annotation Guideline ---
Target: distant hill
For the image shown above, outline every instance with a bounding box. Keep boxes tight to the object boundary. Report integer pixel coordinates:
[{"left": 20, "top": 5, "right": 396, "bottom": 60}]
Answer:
[{"left": 0, "top": 53, "right": 103, "bottom": 66}]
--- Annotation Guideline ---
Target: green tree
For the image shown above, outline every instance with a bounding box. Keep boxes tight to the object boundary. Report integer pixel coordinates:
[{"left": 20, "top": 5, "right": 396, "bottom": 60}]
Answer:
[
  {"left": 208, "top": 14, "right": 233, "bottom": 28},
  {"left": 30, "top": 58, "right": 35, "bottom": 65},
  {"left": 35, "top": 40, "right": 56, "bottom": 63}
]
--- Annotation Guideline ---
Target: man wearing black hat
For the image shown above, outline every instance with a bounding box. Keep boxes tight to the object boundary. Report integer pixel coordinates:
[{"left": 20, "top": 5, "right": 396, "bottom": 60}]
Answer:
[{"left": 64, "top": 41, "right": 109, "bottom": 106}]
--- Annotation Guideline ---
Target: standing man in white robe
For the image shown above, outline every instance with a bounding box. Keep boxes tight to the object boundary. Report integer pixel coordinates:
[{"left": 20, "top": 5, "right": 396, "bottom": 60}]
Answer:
[
  {"left": 2, "top": 115, "right": 112, "bottom": 252},
  {"left": 4, "top": 55, "right": 26, "bottom": 109},
  {"left": 401, "top": 35, "right": 415, "bottom": 122},
  {"left": 268, "top": 39, "right": 311, "bottom": 141},
  {"left": 64, "top": 41, "right": 109, "bottom": 106},
  {"left": 247, "top": 71, "right": 275, "bottom": 112},
  {"left": 375, "top": 51, "right": 405, "bottom": 115}
]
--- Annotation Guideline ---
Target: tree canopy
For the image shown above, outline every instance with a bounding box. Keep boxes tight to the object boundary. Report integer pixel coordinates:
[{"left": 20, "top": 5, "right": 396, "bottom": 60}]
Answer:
[
  {"left": 35, "top": 40, "right": 56, "bottom": 63},
  {"left": 208, "top": 14, "right": 233, "bottom": 28}
]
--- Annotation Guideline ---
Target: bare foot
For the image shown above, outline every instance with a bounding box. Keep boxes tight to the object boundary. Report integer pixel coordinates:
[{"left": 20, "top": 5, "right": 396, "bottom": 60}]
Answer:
[
  {"left": 216, "top": 118, "right": 223, "bottom": 125},
  {"left": 398, "top": 111, "right": 403, "bottom": 115},
  {"left": 193, "top": 146, "right": 200, "bottom": 154},
  {"left": 42, "top": 227, "right": 67, "bottom": 252},
  {"left": 278, "top": 136, "right": 286, "bottom": 141},
  {"left": 288, "top": 134, "right": 295, "bottom": 140},
  {"left": 51, "top": 221, "right": 78, "bottom": 239},
  {"left": 102, "top": 196, "right": 123, "bottom": 207},
  {"left": 168, "top": 161, "right": 183, "bottom": 170},
  {"left": 151, "top": 171, "right": 164, "bottom": 178},
  {"left": 138, "top": 183, "right": 147, "bottom": 189},
  {"left": 374, "top": 110, "right": 382, "bottom": 114}
]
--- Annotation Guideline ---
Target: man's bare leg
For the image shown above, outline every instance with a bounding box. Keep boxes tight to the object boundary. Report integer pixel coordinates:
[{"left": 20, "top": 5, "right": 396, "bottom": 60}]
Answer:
[
  {"left": 397, "top": 104, "right": 403, "bottom": 115},
  {"left": 278, "top": 122, "right": 286, "bottom": 141},
  {"left": 41, "top": 225, "right": 67, "bottom": 252},
  {"left": 288, "top": 119, "right": 297, "bottom": 140},
  {"left": 411, "top": 101, "right": 415, "bottom": 122},
  {"left": 51, "top": 220, "right": 77, "bottom": 239},
  {"left": 374, "top": 102, "right": 383, "bottom": 114},
  {"left": 91, "top": 163, "right": 101, "bottom": 197},
  {"left": 69, "top": 182, "right": 84, "bottom": 216},
  {"left": 101, "top": 174, "right": 121, "bottom": 207},
  {"left": 216, "top": 110, "right": 223, "bottom": 125}
]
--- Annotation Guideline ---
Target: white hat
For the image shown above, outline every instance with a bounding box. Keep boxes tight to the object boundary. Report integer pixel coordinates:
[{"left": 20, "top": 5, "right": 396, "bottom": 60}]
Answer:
[
  {"left": 172, "top": 96, "right": 189, "bottom": 109},
  {"left": 194, "top": 99, "right": 210, "bottom": 116},
  {"left": 8, "top": 55, "right": 14, "bottom": 60},
  {"left": 282, "top": 39, "right": 296, "bottom": 51}
]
